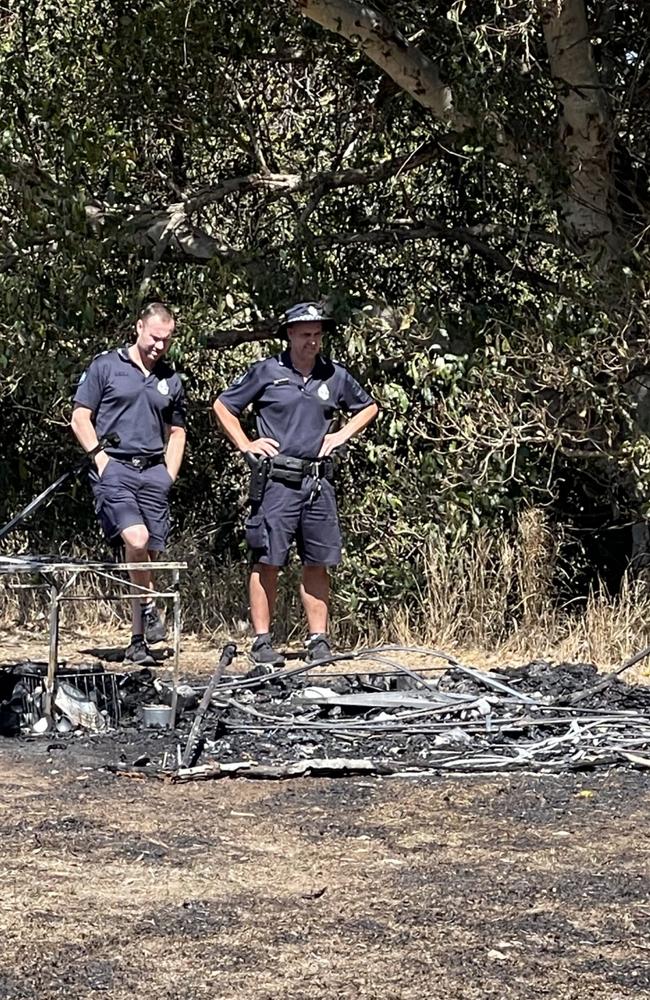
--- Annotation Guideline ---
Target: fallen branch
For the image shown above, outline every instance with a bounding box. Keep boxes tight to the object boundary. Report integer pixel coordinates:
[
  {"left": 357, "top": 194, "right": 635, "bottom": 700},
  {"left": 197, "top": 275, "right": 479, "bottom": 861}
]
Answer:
[
  {"left": 172, "top": 757, "right": 395, "bottom": 781},
  {"left": 567, "top": 644, "right": 650, "bottom": 706}
]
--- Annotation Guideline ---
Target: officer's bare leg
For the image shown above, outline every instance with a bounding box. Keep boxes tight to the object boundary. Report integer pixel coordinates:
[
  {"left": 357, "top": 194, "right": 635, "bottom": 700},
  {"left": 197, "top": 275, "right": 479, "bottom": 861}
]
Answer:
[
  {"left": 121, "top": 524, "right": 152, "bottom": 635},
  {"left": 300, "top": 565, "right": 329, "bottom": 634},
  {"left": 249, "top": 563, "right": 279, "bottom": 634},
  {"left": 145, "top": 548, "right": 159, "bottom": 601}
]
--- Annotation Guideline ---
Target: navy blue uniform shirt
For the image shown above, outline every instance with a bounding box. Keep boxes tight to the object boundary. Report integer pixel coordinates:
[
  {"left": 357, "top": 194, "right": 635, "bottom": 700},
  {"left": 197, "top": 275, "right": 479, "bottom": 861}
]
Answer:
[
  {"left": 218, "top": 350, "right": 374, "bottom": 459},
  {"left": 73, "top": 346, "right": 187, "bottom": 457}
]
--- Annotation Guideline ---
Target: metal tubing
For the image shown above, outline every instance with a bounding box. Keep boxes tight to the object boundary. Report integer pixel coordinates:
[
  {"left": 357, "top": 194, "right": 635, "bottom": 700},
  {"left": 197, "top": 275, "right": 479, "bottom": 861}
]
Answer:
[
  {"left": 54, "top": 592, "right": 178, "bottom": 601},
  {"left": 44, "top": 582, "right": 59, "bottom": 720},
  {"left": 0, "top": 559, "right": 187, "bottom": 572},
  {"left": 169, "top": 568, "right": 181, "bottom": 729},
  {"left": 1, "top": 560, "right": 186, "bottom": 721}
]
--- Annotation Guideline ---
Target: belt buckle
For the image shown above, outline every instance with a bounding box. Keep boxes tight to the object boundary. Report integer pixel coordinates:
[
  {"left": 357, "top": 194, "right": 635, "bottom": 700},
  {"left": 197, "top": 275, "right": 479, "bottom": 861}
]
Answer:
[{"left": 131, "top": 457, "right": 144, "bottom": 469}]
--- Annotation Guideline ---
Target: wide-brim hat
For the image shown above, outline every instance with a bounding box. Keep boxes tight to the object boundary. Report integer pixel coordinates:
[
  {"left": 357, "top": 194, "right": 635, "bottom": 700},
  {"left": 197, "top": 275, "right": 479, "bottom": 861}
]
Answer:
[{"left": 277, "top": 301, "right": 336, "bottom": 336}]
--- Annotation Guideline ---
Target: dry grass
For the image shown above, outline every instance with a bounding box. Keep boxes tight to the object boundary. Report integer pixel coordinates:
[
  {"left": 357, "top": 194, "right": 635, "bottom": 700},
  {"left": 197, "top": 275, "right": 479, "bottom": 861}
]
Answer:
[
  {"left": 2, "top": 509, "right": 650, "bottom": 671},
  {"left": 406, "top": 508, "right": 650, "bottom": 672},
  {"left": 414, "top": 508, "right": 558, "bottom": 651},
  {"left": 0, "top": 753, "right": 649, "bottom": 1000}
]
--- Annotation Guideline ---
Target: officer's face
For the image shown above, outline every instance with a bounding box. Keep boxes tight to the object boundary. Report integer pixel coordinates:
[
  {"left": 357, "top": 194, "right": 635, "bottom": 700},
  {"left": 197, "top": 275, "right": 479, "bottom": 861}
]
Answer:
[
  {"left": 136, "top": 317, "right": 175, "bottom": 367},
  {"left": 287, "top": 321, "right": 323, "bottom": 363}
]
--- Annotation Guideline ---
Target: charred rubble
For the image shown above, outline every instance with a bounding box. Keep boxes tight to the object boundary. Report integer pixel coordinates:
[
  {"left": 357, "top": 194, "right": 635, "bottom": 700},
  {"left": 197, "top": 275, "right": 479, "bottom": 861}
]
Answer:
[{"left": 2, "top": 646, "right": 650, "bottom": 779}]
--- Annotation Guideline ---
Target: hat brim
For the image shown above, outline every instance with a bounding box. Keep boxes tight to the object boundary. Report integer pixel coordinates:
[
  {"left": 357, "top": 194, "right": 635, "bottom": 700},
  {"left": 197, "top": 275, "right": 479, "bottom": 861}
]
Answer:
[{"left": 278, "top": 319, "right": 336, "bottom": 337}]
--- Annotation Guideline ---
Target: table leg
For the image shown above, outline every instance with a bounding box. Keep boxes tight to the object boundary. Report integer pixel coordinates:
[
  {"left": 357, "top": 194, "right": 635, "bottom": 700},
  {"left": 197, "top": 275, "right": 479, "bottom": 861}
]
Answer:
[
  {"left": 169, "top": 568, "right": 181, "bottom": 729},
  {"left": 44, "top": 582, "right": 59, "bottom": 720}
]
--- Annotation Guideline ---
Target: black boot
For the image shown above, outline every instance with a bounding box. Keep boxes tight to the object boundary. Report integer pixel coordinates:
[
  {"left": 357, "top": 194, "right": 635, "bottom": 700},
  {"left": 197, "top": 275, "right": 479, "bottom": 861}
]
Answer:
[
  {"left": 142, "top": 603, "right": 166, "bottom": 644},
  {"left": 246, "top": 634, "right": 285, "bottom": 676},
  {"left": 124, "top": 634, "right": 154, "bottom": 664},
  {"left": 305, "top": 634, "right": 332, "bottom": 663}
]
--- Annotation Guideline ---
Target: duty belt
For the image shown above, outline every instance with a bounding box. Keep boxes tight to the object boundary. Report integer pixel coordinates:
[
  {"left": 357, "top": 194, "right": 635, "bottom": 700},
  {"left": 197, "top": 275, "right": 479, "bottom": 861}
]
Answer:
[
  {"left": 110, "top": 453, "right": 165, "bottom": 470},
  {"left": 268, "top": 455, "right": 334, "bottom": 484},
  {"left": 247, "top": 453, "right": 335, "bottom": 506}
]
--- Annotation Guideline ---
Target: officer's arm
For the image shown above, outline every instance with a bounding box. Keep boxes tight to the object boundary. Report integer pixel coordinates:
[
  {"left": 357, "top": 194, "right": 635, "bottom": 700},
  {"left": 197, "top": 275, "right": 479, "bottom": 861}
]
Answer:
[
  {"left": 212, "top": 399, "right": 279, "bottom": 457},
  {"left": 318, "top": 402, "right": 379, "bottom": 458},
  {"left": 165, "top": 425, "right": 186, "bottom": 481},
  {"left": 70, "top": 405, "right": 110, "bottom": 474}
]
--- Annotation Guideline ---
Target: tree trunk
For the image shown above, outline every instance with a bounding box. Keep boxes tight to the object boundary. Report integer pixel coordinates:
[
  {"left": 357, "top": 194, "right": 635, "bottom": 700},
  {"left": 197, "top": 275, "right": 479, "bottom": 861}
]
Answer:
[{"left": 540, "top": 0, "right": 620, "bottom": 259}]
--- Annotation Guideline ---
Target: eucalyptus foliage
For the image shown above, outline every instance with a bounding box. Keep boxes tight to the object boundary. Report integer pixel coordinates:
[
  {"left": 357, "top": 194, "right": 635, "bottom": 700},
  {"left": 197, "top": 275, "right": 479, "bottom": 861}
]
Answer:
[{"left": 1, "top": 1, "right": 649, "bottom": 627}]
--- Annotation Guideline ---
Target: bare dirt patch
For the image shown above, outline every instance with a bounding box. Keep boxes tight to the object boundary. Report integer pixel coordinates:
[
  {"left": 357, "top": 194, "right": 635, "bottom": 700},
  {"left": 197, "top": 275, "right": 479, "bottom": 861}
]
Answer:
[{"left": 1, "top": 738, "right": 649, "bottom": 999}]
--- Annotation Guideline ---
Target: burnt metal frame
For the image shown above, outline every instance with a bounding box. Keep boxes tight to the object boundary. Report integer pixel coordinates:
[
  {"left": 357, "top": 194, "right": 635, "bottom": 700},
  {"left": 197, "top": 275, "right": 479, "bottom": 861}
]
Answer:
[{"left": 0, "top": 557, "right": 186, "bottom": 728}]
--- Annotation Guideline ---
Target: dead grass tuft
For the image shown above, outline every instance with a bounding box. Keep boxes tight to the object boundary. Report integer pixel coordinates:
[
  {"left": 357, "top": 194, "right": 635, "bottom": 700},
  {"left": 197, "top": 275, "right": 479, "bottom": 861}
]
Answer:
[
  {"left": 2, "top": 508, "right": 650, "bottom": 670},
  {"left": 401, "top": 508, "right": 650, "bottom": 672}
]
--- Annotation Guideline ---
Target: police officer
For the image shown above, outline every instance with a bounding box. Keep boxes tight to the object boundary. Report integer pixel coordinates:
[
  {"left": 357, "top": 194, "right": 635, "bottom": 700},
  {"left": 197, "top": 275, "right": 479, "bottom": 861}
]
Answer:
[
  {"left": 213, "top": 301, "right": 378, "bottom": 667},
  {"left": 71, "top": 302, "right": 187, "bottom": 663}
]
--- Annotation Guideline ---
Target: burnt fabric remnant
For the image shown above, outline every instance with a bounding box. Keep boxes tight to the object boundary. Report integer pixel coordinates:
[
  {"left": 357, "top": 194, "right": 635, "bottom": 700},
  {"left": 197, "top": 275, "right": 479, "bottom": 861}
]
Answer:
[
  {"left": 3, "top": 645, "right": 650, "bottom": 778},
  {"left": 0, "top": 660, "right": 164, "bottom": 735}
]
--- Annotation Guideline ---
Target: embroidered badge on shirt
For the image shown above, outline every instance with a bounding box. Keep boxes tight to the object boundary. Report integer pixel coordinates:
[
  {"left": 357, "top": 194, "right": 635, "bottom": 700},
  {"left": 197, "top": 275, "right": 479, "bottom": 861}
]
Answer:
[
  {"left": 157, "top": 378, "right": 170, "bottom": 396},
  {"left": 317, "top": 383, "right": 330, "bottom": 400},
  {"left": 78, "top": 371, "right": 87, "bottom": 385}
]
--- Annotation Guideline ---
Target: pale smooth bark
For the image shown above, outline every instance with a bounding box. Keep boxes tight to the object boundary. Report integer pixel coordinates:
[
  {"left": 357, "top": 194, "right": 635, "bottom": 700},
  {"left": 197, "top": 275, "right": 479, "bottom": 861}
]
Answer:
[
  {"left": 294, "top": 0, "right": 465, "bottom": 126},
  {"left": 540, "top": 0, "right": 619, "bottom": 256},
  {"left": 296, "top": 0, "right": 621, "bottom": 261}
]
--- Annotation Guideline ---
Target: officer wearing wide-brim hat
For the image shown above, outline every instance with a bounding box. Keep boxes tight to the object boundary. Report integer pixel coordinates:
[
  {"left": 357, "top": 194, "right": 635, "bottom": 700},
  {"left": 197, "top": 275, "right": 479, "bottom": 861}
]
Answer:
[
  {"left": 213, "top": 300, "right": 378, "bottom": 668},
  {"left": 276, "top": 301, "right": 337, "bottom": 336}
]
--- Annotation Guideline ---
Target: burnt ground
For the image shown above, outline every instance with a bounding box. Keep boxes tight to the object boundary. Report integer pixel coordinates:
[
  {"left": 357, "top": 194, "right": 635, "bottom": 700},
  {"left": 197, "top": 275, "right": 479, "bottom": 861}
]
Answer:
[
  {"left": 2, "top": 634, "right": 650, "bottom": 998},
  {"left": 1, "top": 741, "right": 650, "bottom": 998}
]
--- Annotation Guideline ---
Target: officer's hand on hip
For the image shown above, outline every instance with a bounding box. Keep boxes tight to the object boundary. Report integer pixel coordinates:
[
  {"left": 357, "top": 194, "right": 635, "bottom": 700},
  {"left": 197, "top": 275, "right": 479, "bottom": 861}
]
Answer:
[
  {"left": 244, "top": 438, "right": 280, "bottom": 458},
  {"left": 318, "top": 431, "right": 347, "bottom": 457},
  {"left": 95, "top": 451, "right": 111, "bottom": 476}
]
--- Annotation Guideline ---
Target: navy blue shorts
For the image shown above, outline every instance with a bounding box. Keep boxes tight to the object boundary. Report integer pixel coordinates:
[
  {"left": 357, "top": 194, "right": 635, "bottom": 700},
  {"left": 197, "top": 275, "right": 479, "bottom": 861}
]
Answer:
[
  {"left": 245, "top": 478, "right": 342, "bottom": 567},
  {"left": 89, "top": 459, "right": 173, "bottom": 551}
]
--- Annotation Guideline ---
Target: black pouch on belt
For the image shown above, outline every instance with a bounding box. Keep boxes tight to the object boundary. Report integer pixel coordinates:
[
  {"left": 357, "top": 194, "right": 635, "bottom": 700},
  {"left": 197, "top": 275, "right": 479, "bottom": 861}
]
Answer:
[
  {"left": 319, "top": 457, "right": 335, "bottom": 483},
  {"left": 245, "top": 454, "right": 270, "bottom": 504},
  {"left": 269, "top": 455, "right": 306, "bottom": 485}
]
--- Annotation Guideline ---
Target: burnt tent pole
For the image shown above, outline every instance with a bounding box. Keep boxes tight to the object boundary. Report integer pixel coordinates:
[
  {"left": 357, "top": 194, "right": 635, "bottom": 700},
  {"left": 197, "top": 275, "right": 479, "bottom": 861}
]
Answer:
[{"left": 181, "top": 642, "right": 238, "bottom": 768}]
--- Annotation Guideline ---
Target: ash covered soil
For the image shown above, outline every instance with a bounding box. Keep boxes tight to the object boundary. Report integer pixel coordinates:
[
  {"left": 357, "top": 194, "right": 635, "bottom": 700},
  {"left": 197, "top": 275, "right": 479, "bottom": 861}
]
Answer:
[
  {"left": 1, "top": 747, "right": 649, "bottom": 1000},
  {"left": 1, "top": 647, "right": 650, "bottom": 998}
]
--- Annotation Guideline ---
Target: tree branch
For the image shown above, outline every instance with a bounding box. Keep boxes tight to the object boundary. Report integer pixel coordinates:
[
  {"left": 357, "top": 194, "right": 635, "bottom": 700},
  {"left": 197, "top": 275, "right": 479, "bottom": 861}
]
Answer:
[
  {"left": 205, "top": 324, "right": 279, "bottom": 349},
  {"left": 83, "top": 144, "right": 446, "bottom": 264},
  {"left": 12, "top": 147, "right": 556, "bottom": 292},
  {"left": 222, "top": 71, "right": 270, "bottom": 174},
  {"left": 182, "top": 142, "right": 444, "bottom": 213},
  {"left": 294, "top": 0, "right": 464, "bottom": 125},
  {"left": 314, "top": 222, "right": 560, "bottom": 291},
  {"left": 293, "top": 0, "right": 538, "bottom": 179}
]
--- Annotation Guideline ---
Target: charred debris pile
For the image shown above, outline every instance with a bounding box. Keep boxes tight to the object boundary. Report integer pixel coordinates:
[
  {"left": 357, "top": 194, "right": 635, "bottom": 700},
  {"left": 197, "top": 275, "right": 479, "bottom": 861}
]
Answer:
[{"left": 2, "top": 645, "right": 650, "bottom": 780}]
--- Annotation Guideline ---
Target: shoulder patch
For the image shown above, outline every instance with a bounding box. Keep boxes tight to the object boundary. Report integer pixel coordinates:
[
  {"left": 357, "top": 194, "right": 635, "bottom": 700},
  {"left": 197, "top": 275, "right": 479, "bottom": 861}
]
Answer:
[
  {"left": 78, "top": 370, "right": 87, "bottom": 385},
  {"left": 229, "top": 357, "right": 273, "bottom": 386}
]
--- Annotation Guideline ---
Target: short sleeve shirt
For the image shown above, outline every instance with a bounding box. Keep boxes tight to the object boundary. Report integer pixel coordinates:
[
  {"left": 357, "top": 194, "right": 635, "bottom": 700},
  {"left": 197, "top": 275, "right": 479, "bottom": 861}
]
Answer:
[
  {"left": 217, "top": 350, "right": 374, "bottom": 459},
  {"left": 73, "top": 346, "right": 187, "bottom": 457}
]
